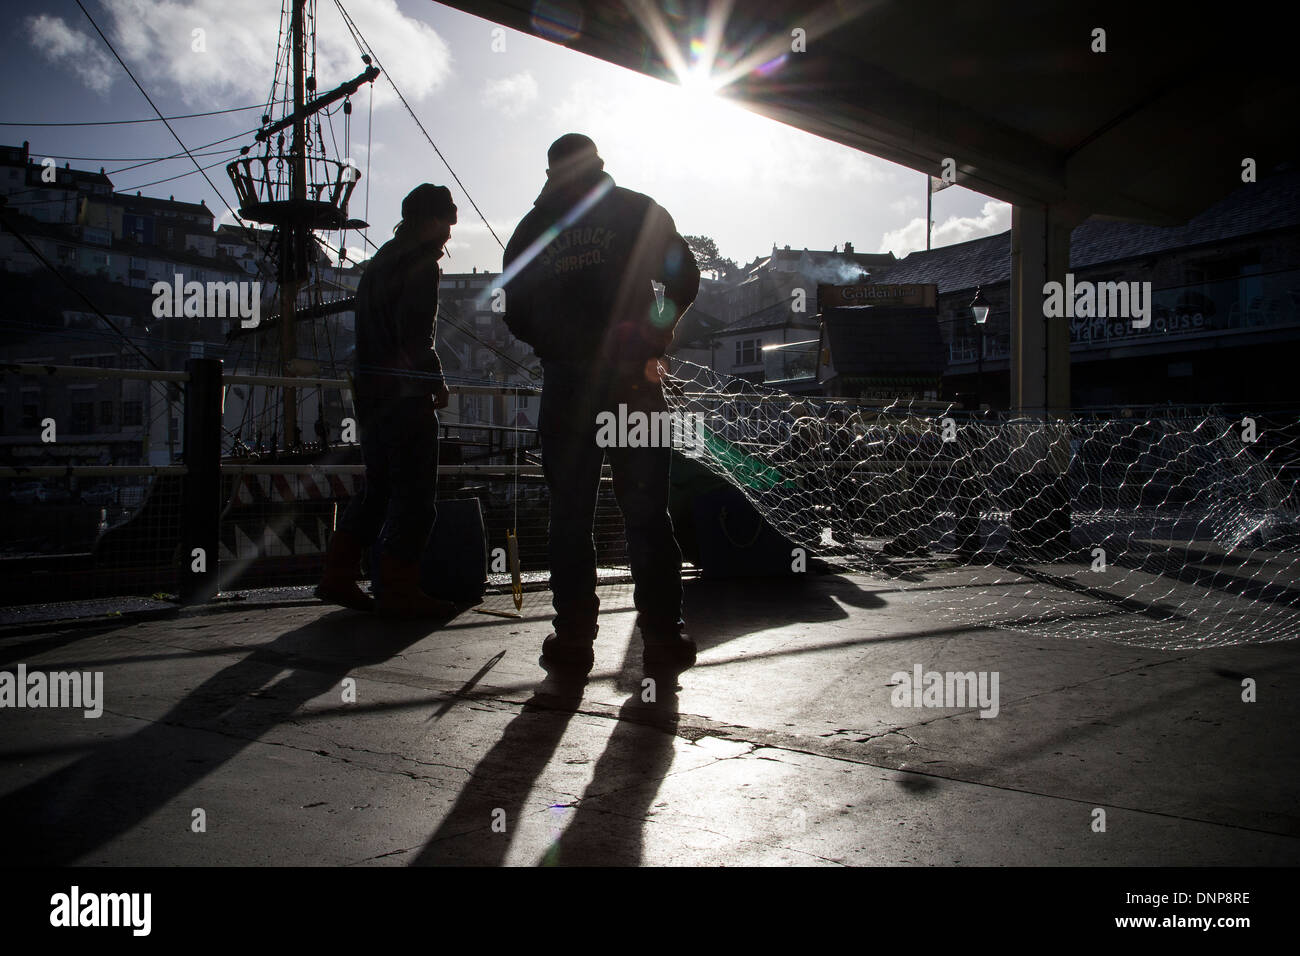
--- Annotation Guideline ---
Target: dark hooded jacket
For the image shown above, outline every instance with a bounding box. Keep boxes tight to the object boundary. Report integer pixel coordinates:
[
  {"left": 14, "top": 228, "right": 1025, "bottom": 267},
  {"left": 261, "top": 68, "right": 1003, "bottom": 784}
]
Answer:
[
  {"left": 501, "top": 168, "right": 699, "bottom": 373},
  {"left": 352, "top": 232, "right": 445, "bottom": 400}
]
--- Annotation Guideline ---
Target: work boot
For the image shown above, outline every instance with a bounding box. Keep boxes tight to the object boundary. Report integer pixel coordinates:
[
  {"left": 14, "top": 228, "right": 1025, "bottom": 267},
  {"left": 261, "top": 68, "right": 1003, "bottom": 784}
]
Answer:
[
  {"left": 376, "top": 554, "right": 458, "bottom": 619},
  {"left": 541, "top": 629, "right": 597, "bottom": 672},
  {"left": 314, "top": 529, "right": 374, "bottom": 611},
  {"left": 641, "top": 623, "right": 697, "bottom": 670}
]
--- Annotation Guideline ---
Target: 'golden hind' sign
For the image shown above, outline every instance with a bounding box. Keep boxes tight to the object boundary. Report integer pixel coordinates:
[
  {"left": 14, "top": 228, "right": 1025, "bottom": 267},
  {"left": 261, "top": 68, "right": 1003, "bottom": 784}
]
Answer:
[{"left": 819, "top": 283, "right": 937, "bottom": 309}]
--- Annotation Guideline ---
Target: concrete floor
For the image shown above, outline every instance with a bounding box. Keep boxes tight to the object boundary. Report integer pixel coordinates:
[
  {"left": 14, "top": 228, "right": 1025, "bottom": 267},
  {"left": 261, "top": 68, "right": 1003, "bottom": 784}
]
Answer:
[{"left": 1, "top": 571, "right": 1297, "bottom": 866}]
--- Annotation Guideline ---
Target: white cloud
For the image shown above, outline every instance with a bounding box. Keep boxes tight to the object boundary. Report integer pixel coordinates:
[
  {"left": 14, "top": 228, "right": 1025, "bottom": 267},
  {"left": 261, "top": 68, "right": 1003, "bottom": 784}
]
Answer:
[
  {"left": 448, "top": 218, "right": 515, "bottom": 236},
  {"left": 890, "top": 195, "right": 920, "bottom": 216},
  {"left": 482, "top": 71, "right": 538, "bottom": 118},
  {"left": 45, "top": 0, "right": 452, "bottom": 109},
  {"left": 27, "top": 15, "right": 116, "bottom": 95},
  {"left": 878, "top": 199, "right": 1011, "bottom": 257}
]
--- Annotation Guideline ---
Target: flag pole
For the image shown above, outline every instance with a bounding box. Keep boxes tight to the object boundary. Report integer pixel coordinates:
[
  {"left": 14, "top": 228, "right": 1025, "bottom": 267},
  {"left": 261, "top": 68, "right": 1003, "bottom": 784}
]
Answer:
[{"left": 926, "top": 176, "right": 932, "bottom": 251}]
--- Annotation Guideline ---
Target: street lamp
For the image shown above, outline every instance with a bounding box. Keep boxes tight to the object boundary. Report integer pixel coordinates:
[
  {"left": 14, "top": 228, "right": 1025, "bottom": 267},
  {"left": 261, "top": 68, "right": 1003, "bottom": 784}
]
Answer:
[{"left": 970, "top": 286, "right": 989, "bottom": 410}]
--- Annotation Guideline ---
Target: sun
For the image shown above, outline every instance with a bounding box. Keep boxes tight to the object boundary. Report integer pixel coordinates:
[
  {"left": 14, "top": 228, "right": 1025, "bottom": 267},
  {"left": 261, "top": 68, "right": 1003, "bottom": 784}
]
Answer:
[
  {"left": 678, "top": 63, "right": 726, "bottom": 99},
  {"left": 664, "top": 65, "right": 746, "bottom": 130}
]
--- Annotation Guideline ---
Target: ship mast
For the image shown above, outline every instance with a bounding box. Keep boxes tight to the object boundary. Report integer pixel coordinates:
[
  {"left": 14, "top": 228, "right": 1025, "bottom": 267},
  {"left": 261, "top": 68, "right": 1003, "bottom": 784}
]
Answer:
[
  {"left": 283, "top": 0, "right": 307, "bottom": 443},
  {"left": 226, "top": 0, "right": 377, "bottom": 451}
]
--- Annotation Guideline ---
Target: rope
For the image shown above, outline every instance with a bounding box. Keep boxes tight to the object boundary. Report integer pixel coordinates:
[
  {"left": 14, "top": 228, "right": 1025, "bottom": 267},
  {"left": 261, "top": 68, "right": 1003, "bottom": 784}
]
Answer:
[
  {"left": 0, "top": 104, "right": 266, "bottom": 127},
  {"left": 330, "top": 0, "right": 505, "bottom": 250},
  {"left": 74, "top": 0, "right": 281, "bottom": 303},
  {"left": 363, "top": 81, "right": 373, "bottom": 227}
]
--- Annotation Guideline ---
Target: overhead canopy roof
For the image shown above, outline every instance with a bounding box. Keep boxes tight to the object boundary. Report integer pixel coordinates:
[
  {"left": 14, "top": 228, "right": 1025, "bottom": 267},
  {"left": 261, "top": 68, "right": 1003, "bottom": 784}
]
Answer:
[{"left": 437, "top": 0, "right": 1299, "bottom": 225}]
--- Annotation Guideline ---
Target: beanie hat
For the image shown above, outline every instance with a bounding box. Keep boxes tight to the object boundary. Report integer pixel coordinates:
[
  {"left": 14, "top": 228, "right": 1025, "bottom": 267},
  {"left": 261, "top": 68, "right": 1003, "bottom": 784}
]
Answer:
[{"left": 401, "top": 183, "right": 457, "bottom": 224}]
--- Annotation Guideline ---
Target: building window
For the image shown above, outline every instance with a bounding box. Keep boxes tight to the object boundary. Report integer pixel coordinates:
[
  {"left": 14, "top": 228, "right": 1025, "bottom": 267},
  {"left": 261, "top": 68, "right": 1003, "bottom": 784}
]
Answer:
[
  {"left": 71, "top": 402, "right": 94, "bottom": 433},
  {"left": 123, "top": 401, "right": 143, "bottom": 425},
  {"left": 735, "top": 338, "right": 762, "bottom": 365},
  {"left": 100, "top": 400, "right": 114, "bottom": 425},
  {"left": 22, "top": 403, "right": 39, "bottom": 429}
]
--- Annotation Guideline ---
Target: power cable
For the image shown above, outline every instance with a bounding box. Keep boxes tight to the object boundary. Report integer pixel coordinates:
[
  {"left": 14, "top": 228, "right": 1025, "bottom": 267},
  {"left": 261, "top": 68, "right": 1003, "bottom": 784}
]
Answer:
[
  {"left": 74, "top": 0, "right": 278, "bottom": 295},
  {"left": 113, "top": 156, "right": 235, "bottom": 192},
  {"left": 331, "top": 0, "right": 505, "bottom": 250},
  {"left": 0, "top": 104, "right": 266, "bottom": 127}
]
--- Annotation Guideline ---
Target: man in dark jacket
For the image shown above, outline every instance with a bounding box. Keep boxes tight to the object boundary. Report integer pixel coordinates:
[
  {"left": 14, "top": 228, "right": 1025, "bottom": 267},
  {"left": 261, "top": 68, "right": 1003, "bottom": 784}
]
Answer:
[
  {"left": 315, "top": 183, "right": 456, "bottom": 617},
  {"left": 502, "top": 134, "right": 700, "bottom": 670}
]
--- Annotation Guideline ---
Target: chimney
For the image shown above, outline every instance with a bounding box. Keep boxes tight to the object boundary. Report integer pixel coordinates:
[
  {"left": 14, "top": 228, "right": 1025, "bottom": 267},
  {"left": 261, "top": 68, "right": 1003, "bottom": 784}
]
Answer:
[{"left": 844, "top": 241, "right": 854, "bottom": 255}]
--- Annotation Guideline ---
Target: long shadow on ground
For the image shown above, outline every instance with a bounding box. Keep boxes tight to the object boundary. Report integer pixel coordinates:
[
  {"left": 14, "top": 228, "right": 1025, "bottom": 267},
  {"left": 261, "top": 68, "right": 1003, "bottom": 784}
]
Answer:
[{"left": 0, "top": 608, "right": 439, "bottom": 865}]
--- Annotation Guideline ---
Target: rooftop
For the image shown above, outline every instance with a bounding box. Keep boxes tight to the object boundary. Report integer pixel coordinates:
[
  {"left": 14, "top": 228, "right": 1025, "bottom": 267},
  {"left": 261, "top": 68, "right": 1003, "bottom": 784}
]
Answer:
[
  {"left": 109, "top": 192, "right": 213, "bottom": 218},
  {"left": 717, "top": 298, "right": 818, "bottom": 335},
  {"left": 878, "top": 170, "right": 1300, "bottom": 294}
]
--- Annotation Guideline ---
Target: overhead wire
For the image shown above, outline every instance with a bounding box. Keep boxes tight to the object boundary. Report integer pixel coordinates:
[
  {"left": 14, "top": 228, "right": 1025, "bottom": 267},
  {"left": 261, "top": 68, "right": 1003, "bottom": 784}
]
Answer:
[
  {"left": 113, "top": 155, "right": 244, "bottom": 193},
  {"left": 17, "top": 1, "right": 287, "bottom": 454},
  {"left": 28, "top": 146, "right": 246, "bottom": 165},
  {"left": 0, "top": 205, "right": 180, "bottom": 429},
  {"left": 73, "top": 0, "right": 280, "bottom": 300},
  {"left": 330, "top": 0, "right": 505, "bottom": 250},
  {"left": 29, "top": 0, "right": 535, "bottom": 456},
  {"left": 332, "top": 225, "right": 539, "bottom": 382},
  {"left": 0, "top": 104, "right": 266, "bottom": 127}
]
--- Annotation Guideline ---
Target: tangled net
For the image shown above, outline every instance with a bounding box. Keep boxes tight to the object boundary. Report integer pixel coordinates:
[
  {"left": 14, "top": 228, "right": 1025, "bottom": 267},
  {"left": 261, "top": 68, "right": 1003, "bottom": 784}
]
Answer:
[{"left": 663, "top": 360, "right": 1300, "bottom": 650}]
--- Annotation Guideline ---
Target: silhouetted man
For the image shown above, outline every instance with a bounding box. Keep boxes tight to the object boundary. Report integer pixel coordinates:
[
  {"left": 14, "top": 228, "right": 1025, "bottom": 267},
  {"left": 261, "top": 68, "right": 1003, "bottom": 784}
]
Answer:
[
  {"left": 315, "top": 183, "right": 456, "bottom": 616},
  {"left": 503, "top": 134, "right": 700, "bottom": 671}
]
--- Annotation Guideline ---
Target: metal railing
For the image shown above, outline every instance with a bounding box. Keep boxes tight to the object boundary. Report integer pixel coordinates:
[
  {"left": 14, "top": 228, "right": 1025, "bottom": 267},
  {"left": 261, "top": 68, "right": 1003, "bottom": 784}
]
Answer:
[{"left": 0, "top": 359, "right": 635, "bottom": 606}]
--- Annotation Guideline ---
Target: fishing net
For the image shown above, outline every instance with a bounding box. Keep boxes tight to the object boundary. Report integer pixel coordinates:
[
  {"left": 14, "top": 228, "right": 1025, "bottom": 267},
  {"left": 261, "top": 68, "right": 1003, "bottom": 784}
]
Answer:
[{"left": 661, "top": 359, "right": 1300, "bottom": 650}]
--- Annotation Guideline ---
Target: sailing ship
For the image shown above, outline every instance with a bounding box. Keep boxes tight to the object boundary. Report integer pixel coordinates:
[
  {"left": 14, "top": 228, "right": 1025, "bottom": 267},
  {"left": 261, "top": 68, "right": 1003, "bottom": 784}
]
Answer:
[{"left": 2, "top": 1, "right": 619, "bottom": 604}]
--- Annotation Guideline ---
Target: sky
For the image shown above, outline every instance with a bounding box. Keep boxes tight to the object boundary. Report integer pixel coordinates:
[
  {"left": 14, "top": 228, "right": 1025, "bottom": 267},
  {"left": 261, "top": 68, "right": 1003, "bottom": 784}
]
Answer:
[{"left": 2, "top": 0, "right": 1012, "bottom": 274}]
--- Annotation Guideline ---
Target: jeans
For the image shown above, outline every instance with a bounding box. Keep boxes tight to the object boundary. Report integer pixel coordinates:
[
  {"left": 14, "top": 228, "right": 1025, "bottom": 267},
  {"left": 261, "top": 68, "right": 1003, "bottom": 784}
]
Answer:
[
  {"left": 539, "top": 363, "right": 684, "bottom": 639},
  {"left": 339, "top": 393, "right": 440, "bottom": 563}
]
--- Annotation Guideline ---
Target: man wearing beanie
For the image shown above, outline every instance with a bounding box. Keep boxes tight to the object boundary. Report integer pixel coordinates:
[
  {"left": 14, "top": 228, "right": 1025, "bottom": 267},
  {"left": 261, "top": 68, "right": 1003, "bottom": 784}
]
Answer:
[
  {"left": 315, "top": 183, "right": 458, "bottom": 616},
  {"left": 502, "top": 134, "right": 700, "bottom": 671}
]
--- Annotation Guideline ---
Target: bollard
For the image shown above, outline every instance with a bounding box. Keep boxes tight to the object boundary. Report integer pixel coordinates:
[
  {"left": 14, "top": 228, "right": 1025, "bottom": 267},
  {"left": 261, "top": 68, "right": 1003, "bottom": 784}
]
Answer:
[{"left": 180, "top": 357, "right": 224, "bottom": 603}]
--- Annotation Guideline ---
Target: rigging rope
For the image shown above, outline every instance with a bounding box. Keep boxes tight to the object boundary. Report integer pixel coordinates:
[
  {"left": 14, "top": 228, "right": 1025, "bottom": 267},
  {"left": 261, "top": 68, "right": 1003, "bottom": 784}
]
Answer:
[
  {"left": 0, "top": 104, "right": 266, "bottom": 127},
  {"left": 330, "top": 0, "right": 506, "bottom": 250}
]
